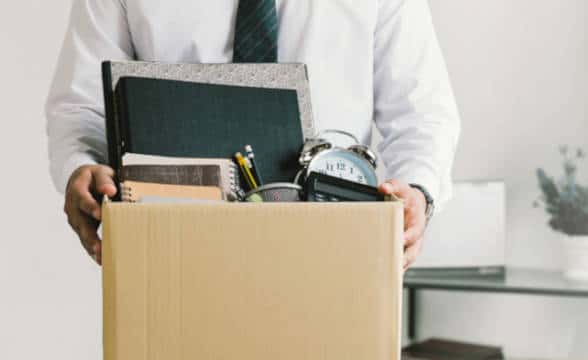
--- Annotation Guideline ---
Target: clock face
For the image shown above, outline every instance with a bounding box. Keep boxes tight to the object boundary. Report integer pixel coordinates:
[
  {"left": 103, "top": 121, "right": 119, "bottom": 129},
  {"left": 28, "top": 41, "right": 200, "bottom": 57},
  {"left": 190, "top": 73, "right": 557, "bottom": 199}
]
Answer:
[{"left": 307, "top": 149, "right": 378, "bottom": 186}]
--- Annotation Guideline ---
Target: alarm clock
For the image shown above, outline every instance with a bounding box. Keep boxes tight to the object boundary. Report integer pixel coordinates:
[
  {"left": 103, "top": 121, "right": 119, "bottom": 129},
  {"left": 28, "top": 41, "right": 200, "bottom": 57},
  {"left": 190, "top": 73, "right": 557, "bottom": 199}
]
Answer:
[{"left": 296, "top": 130, "right": 378, "bottom": 186}]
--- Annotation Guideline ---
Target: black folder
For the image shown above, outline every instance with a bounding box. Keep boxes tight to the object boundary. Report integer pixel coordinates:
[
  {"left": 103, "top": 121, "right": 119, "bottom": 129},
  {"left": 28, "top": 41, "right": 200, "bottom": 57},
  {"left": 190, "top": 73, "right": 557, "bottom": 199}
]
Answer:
[{"left": 103, "top": 75, "right": 304, "bottom": 192}]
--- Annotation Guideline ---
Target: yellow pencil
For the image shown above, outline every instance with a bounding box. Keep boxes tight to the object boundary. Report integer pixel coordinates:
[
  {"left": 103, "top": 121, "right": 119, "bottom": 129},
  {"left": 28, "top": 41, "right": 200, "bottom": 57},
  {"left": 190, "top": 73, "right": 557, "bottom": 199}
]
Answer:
[{"left": 235, "top": 152, "right": 258, "bottom": 190}]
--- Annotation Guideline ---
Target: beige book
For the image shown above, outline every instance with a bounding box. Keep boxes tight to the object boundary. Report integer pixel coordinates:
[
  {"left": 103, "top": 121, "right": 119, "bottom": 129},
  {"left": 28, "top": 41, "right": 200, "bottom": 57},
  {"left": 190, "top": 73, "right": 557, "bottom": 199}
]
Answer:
[{"left": 121, "top": 181, "right": 223, "bottom": 203}]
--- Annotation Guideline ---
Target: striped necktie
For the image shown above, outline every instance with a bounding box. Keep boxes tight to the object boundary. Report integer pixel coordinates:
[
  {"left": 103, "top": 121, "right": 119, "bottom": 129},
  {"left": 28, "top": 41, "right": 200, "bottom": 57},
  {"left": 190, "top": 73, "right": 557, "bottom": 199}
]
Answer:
[{"left": 233, "top": 0, "right": 278, "bottom": 63}]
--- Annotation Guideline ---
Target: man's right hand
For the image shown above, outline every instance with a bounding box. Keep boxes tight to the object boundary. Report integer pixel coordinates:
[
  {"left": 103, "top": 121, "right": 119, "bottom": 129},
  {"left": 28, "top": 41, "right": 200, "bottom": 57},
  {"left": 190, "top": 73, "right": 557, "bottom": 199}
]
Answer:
[{"left": 64, "top": 164, "right": 117, "bottom": 265}]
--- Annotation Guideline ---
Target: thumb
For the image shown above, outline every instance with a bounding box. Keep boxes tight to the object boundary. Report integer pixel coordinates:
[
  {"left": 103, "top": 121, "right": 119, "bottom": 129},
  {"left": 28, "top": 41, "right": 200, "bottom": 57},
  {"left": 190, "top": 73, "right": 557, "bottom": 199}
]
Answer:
[
  {"left": 92, "top": 165, "right": 117, "bottom": 198},
  {"left": 378, "top": 182, "right": 395, "bottom": 194},
  {"left": 378, "top": 179, "right": 412, "bottom": 201}
]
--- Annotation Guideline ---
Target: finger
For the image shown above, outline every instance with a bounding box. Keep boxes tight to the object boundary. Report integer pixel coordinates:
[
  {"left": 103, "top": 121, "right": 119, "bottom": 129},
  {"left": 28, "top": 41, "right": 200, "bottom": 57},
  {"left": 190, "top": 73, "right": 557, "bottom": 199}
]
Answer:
[
  {"left": 398, "top": 200, "right": 418, "bottom": 231},
  {"left": 403, "top": 239, "right": 423, "bottom": 270},
  {"left": 66, "top": 169, "right": 102, "bottom": 221},
  {"left": 66, "top": 170, "right": 90, "bottom": 209},
  {"left": 379, "top": 179, "right": 412, "bottom": 198},
  {"left": 93, "top": 241, "right": 102, "bottom": 265},
  {"left": 66, "top": 209, "right": 81, "bottom": 234},
  {"left": 404, "top": 223, "right": 424, "bottom": 248},
  {"left": 67, "top": 210, "right": 95, "bottom": 249},
  {"left": 92, "top": 166, "right": 117, "bottom": 198},
  {"left": 74, "top": 214, "right": 102, "bottom": 264},
  {"left": 403, "top": 206, "right": 426, "bottom": 244},
  {"left": 78, "top": 191, "right": 102, "bottom": 221}
]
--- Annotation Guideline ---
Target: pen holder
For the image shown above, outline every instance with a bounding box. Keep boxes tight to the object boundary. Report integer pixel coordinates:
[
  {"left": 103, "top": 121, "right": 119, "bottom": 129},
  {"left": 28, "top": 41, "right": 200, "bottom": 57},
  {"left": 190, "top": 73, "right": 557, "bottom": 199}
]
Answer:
[{"left": 244, "top": 183, "right": 303, "bottom": 203}]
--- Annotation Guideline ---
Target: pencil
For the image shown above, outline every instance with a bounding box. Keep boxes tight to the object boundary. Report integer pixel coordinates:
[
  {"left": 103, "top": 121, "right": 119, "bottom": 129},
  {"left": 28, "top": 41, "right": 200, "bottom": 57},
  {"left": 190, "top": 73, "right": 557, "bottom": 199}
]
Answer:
[
  {"left": 235, "top": 152, "right": 258, "bottom": 190},
  {"left": 245, "top": 145, "right": 263, "bottom": 186}
]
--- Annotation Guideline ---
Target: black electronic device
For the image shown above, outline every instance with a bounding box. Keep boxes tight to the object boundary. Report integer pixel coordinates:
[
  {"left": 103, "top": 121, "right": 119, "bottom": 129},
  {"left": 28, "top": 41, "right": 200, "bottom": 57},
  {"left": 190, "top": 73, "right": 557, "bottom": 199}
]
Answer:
[{"left": 304, "top": 172, "right": 389, "bottom": 202}]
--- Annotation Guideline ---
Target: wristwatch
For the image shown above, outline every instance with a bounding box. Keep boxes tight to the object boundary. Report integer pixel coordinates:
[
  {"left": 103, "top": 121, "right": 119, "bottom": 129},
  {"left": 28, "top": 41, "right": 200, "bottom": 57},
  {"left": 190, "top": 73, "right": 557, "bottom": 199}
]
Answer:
[{"left": 409, "top": 184, "right": 435, "bottom": 224}]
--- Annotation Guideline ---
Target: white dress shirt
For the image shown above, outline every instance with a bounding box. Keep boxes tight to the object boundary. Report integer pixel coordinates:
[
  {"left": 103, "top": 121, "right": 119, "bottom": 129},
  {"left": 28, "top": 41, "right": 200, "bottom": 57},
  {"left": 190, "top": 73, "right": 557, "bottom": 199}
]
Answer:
[{"left": 46, "top": 0, "right": 460, "bottom": 205}]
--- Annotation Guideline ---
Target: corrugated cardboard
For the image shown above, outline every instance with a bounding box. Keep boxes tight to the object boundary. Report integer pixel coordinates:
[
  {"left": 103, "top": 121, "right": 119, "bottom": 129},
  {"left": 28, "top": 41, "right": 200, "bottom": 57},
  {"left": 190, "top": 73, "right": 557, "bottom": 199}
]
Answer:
[{"left": 102, "top": 202, "right": 403, "bottom": 360}]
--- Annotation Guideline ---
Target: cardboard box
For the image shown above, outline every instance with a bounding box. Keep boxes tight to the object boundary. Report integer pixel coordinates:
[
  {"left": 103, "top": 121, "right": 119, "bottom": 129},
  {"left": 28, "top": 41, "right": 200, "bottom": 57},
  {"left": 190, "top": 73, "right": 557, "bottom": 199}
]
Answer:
[{"left": 102, "top": 202, "right": 403, "bottom": 360}]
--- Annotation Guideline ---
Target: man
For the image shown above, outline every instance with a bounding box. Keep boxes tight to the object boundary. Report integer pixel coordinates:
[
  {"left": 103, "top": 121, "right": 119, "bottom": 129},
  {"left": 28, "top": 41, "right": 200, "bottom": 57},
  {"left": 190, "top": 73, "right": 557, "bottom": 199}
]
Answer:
[{"left": 46, "top": 0, "right": 460, "bottom": 268}]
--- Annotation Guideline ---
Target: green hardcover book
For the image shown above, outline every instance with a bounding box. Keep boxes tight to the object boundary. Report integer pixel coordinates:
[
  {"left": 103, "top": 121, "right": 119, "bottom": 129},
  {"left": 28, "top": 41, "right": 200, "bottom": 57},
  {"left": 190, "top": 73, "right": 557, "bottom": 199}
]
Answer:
[{"left": 111, "top": 76, "right": 303, "bottom": 191}]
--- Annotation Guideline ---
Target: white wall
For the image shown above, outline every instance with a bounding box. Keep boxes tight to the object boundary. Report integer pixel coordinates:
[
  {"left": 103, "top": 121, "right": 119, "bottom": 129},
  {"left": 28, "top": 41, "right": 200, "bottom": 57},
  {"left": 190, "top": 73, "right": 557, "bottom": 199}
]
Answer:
[
  {"left": 0, "top": 1, "right": 103, "bottom": 359},
  {"left": 410, "top": 1, "right": 588, "bottom": 358},
  {"left": 0, "top": 0, "right": 586, "bottom": 359}
]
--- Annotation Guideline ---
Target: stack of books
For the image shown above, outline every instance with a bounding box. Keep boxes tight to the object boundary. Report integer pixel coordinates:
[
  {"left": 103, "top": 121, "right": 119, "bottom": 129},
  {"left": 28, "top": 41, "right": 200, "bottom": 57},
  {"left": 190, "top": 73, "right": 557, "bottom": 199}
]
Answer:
[{"left": 119, "top": 153, "right": 240, "bottom": 203}]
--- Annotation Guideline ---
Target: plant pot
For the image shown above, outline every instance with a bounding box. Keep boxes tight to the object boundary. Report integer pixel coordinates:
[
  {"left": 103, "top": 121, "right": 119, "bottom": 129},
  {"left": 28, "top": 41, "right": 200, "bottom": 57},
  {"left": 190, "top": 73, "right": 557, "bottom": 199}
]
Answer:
[{"left": 562, "top": 235, "right": 588, "bottom": 281}]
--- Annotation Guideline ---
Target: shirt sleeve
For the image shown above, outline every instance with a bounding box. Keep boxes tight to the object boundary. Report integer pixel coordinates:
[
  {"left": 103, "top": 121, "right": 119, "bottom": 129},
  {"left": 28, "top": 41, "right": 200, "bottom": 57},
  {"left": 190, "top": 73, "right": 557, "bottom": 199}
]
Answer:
[
  {"left": 373, "top": 0, "right": 461, "bottom": 208},
  {"left": 45, "top": 0, "right": 134, "bottom": 193}
]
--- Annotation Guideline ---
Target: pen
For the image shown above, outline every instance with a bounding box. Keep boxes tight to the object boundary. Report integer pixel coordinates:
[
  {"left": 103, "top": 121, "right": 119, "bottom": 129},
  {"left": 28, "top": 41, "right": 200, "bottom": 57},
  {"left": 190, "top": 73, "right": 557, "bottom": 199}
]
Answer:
[
  {"left": 245, "top": 145, "right": 263, "bottom": 186},
  {"left": 235, "top": 152, "right": 258, "bottom": 190}
]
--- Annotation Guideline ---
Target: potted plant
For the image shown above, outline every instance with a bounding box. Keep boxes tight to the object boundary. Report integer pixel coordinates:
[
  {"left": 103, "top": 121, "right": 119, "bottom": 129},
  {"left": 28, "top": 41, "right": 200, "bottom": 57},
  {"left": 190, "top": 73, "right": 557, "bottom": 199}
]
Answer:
[{"left": 535, "top": 146, "right": 588, "bottom": 280}]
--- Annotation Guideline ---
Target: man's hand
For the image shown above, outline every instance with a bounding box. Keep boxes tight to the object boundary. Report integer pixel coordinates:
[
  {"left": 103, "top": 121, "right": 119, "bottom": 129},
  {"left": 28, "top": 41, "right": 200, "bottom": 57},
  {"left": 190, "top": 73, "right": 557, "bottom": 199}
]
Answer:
[
  {"left": 64, "top": 165, "right": 117, "bottom": 265},
  {"left": 379, "top": 179, "right": 427, "bottom": 271}
]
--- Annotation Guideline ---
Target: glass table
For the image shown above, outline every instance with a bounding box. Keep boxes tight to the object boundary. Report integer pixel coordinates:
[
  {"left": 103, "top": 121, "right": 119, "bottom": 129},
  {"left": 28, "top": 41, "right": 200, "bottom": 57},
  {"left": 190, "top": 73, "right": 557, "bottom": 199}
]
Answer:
[{"left": 403, "top": 267, "right": 588, "bottom": 340}]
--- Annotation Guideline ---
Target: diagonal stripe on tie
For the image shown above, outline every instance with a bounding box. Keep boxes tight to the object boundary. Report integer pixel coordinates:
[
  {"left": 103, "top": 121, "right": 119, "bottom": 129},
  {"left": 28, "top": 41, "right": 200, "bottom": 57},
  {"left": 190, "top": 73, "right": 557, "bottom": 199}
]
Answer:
[
  {"left": 233, "top": 8, "right": 277, "bottom": 53},
  {"left": 239, "top": 21, "right": 278, "bottom": 61},
  {"left": 233, "top": 0, "right": 278, "bottom": 63},
  {"left": 259, "top": 40, "right": 278, "bottom": 62},
  {"left": 234, "top": 1, "right": 277, "bottom": 59},
  {"left": 235, "top": 0, "right": 271, "bottom": 34}
]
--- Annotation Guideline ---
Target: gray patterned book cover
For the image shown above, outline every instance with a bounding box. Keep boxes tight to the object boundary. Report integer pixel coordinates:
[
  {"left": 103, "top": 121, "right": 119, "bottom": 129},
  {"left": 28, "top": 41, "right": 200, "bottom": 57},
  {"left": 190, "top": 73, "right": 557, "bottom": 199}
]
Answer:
[{"left": 107, "top": 61, "right": 316, "bottom": 139}]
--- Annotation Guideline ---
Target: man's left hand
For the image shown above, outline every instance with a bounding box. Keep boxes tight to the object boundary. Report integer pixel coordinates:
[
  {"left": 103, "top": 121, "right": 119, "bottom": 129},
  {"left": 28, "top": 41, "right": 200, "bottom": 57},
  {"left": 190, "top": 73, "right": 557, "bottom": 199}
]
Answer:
[{"left": 379, "top": 179, "right": 427, "bottom": 271}]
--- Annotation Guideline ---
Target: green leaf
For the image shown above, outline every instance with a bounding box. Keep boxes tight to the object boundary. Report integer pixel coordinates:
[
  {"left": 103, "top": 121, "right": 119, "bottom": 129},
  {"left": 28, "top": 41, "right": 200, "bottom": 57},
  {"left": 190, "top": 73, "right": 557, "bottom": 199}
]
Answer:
[{"left": 537, "top": 169, "right": 559, "bottom": 206}]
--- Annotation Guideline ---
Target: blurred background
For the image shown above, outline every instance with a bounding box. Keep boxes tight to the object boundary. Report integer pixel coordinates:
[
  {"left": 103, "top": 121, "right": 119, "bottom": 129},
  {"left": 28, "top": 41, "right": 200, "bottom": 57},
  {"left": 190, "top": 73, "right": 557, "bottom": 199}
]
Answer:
[{"left": 0, "top": 0, "right": 586, "bottom": 359}]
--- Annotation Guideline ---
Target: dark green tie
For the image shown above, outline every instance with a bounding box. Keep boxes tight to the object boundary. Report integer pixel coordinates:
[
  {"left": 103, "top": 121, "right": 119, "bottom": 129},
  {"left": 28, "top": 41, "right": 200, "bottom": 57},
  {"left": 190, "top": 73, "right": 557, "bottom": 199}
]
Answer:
[{"left": 233, "top": 0, "right": 278, "bottom": 63}]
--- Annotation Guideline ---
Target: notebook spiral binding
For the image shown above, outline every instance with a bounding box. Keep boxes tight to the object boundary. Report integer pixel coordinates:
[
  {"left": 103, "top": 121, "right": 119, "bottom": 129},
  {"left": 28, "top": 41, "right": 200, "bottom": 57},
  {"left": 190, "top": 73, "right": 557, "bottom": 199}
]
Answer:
[{"left": 121, "top": 185, "right": 136, "bottom": 203}]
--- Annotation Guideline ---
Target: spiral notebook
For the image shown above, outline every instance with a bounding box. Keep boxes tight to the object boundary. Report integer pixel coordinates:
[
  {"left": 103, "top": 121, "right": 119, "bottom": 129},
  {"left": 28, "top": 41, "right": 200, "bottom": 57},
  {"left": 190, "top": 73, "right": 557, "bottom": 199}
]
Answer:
[
  {"left": 122, "top": 153, "right": 240, "bottom": 201},
  {"left": 121, "top": 181, "right": 223, "bottom": 203}
]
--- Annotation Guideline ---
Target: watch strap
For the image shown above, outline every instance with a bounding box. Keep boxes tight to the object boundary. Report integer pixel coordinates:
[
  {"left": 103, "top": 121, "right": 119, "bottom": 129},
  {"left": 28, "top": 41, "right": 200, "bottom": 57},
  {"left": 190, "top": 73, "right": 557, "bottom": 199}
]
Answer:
[{"left": 409, "top": 183, "right": 435, "bottom": 223}]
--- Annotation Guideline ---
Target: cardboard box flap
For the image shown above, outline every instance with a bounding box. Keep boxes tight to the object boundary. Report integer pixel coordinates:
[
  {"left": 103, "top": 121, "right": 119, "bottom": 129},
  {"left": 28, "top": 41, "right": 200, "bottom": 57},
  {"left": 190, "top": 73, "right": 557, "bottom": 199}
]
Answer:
[{"left": 103, "top": 202, "right": 403, "bottom": 360}]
